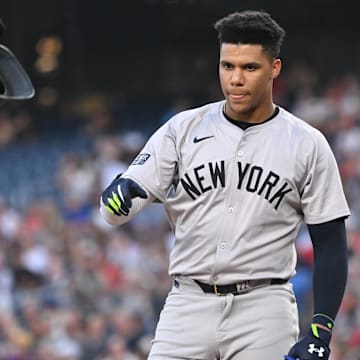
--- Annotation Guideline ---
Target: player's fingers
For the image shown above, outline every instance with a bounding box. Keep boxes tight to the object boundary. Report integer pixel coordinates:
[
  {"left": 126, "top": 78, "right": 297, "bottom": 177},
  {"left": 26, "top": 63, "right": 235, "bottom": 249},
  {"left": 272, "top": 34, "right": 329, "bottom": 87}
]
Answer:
[
  {"left": 105, "top": 202, "right": 121, "bottom": 216},
  {"left": 108, "top": 197, "right": 120, "bottom": 212},
  {"left": 112, "top": 192, "right": 122, "bottom": 210},
  {"left": 114, "top": 192, "right": 130, "bottom": 216},
  {"left": 112, "top": 192, "right": 129, "bottom": 216},
  {"left": 105, "top": 205, "right": 114, "bottom": 215},
  {"left": 119, "top": 183, "right": 133, "bottom": 209}
]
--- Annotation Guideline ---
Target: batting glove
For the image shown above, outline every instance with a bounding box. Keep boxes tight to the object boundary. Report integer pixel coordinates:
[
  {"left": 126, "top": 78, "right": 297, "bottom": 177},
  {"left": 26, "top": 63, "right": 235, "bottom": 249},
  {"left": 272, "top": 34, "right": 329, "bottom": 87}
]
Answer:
[
  {"left": 101, "top": 174, "right": 147, "bottom": 216},
  {"left": 285, "top": 315, "right": 333, "bottom": 360}
]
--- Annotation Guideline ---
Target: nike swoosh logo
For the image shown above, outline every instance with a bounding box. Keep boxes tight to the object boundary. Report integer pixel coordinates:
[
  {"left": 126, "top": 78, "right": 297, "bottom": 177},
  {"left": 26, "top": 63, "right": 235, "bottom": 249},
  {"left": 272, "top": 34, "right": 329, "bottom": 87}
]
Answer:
[{"left": 193, "top": 135, "right": 214, "bottom": 143}]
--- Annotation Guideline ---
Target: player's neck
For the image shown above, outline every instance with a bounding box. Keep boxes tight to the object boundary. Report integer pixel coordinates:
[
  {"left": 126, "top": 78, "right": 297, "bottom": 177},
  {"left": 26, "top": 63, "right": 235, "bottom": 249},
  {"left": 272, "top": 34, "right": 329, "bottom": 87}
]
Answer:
[
  {"left": 223, "top": 103, "right": 279, "bottom": 129},
  {"left": 223, "top": 102, "right": 276, "bottom": 124}
]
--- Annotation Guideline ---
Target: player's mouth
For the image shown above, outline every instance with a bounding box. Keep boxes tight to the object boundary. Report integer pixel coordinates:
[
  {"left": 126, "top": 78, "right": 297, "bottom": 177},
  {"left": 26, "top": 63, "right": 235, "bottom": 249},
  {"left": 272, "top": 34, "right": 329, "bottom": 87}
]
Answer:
[{"left": 229, "top": 93, "right": 248, "bottom": 101}]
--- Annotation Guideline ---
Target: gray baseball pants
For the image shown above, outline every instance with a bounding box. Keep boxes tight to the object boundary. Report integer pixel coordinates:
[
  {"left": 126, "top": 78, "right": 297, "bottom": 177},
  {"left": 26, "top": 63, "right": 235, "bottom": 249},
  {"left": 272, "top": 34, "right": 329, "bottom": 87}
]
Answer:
[{"left": 148, "top": 275, "right": 299, "bottom": 360}]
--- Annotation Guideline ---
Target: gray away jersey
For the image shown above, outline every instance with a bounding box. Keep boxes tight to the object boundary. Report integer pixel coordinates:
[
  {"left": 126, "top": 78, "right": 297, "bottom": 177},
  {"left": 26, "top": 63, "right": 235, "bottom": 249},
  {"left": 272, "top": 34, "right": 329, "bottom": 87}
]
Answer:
[{"left": 107, "top": 101, "right": 350, "bottom": 284}]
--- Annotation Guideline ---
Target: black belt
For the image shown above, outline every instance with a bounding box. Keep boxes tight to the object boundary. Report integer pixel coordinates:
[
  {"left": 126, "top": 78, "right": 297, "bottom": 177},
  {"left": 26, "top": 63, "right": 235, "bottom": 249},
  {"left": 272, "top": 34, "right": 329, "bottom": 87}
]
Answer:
[{"left": 194, "top": 278, "right": 288, "bottom": 296}]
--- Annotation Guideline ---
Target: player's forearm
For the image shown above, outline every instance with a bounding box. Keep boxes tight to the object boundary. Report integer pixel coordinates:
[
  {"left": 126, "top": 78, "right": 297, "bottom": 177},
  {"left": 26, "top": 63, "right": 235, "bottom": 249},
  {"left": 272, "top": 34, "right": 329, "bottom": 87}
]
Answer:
[{"left": 308, "top": 218, "right": 348, "bottom": 320}]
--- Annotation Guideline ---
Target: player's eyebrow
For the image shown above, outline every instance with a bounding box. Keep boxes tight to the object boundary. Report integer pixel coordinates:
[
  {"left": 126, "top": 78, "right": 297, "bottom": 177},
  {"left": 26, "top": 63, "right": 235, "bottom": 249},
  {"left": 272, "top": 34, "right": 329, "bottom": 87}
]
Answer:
[
  {"left": 220, "top": 60, "right": 233, "bottom": 66},
  {"left": 220, "top": 60, "right": 261, "bottom": 68}
]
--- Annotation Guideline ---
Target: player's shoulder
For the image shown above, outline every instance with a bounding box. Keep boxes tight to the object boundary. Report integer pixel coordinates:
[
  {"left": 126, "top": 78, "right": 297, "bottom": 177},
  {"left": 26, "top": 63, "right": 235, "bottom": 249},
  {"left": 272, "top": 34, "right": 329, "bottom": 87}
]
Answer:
[
  {"left": 167, "top": 100, "right": 223, "bottom": 128},
  {"left": 277, "top": 106, "right": 333, "bottom": 158},
  {"left": 278, "top": 106, "right": 325, "bottom": 139}
]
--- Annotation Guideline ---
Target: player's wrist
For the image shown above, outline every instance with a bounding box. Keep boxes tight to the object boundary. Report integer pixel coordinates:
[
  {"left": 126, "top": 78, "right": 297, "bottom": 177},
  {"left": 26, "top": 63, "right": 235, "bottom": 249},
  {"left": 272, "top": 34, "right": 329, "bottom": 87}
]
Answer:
[{"left": 310, "top": 314, "right": 334, "bottom": 345}]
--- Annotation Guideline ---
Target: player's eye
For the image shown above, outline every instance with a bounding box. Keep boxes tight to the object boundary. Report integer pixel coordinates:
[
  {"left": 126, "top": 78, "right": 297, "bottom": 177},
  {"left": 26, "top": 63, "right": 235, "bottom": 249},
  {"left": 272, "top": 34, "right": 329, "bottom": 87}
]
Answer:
[
  {"left": 221, "top": 61, "right": 233, "bottom": 70},
  {"left": 244, "top": 63, "right": 258, "bottom": 71}
]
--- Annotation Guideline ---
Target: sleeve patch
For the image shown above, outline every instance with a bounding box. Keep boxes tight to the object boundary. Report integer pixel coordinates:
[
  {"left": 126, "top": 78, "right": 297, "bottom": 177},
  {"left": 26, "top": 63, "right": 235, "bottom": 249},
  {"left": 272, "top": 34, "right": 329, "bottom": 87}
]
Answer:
[{"left": 131, "top": 153, "right": 151, "bottom": 165}]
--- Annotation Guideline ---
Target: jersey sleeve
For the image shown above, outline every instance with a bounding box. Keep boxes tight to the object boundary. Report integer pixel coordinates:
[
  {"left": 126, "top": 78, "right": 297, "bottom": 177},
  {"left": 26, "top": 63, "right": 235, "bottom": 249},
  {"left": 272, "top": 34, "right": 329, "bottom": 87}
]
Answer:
[
  {"left": 300, "top": 131, "right": 350, "bottom": 224},
  {"left": 121, "top": 121, "right": 178, "bottom": 203}
]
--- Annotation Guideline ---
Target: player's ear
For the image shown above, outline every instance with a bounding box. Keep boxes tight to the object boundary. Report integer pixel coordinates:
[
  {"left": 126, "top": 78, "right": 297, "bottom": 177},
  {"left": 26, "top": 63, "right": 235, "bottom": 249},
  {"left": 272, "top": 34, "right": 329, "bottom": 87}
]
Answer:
[{"left": 271, "top": 58, "right": 282, "bottom": 79}]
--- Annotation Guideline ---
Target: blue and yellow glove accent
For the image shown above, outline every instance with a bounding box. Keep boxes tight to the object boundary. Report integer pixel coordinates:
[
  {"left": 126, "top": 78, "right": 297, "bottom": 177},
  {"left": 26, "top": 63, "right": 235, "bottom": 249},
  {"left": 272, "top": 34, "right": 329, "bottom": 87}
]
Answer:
[{"left": 101, "top": 174, "right": 147, "bottom": 216}]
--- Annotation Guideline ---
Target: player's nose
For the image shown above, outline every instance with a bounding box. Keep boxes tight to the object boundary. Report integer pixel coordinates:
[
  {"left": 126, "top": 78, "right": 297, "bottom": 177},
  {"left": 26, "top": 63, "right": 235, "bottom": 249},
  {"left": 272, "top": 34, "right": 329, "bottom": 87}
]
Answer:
[{"left": 230, "top": 68, "right": 245, "bottom": 86}]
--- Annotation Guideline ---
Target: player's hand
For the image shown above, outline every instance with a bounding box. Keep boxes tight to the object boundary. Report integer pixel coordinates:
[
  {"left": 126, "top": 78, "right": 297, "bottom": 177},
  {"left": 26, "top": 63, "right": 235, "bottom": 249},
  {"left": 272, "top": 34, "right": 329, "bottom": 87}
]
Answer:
[
  {"left": 101, "top": 174, "right": 147, "bottom": 216},
  {"left": 285, "top": 324, "right": 331, "bottom": 360}
]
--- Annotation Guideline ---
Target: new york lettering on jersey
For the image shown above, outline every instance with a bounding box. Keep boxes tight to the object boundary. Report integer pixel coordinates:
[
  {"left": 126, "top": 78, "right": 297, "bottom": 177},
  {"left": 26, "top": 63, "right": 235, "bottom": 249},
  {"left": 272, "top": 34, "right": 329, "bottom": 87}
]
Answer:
[{"left": 180, "top": 159, "right": 292, "bottom": 210}]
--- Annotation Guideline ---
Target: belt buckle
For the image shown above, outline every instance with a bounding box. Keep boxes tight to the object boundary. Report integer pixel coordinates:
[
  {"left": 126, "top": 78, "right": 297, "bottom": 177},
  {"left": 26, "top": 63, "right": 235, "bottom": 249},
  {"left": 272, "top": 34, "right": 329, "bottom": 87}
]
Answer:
[{"left": 213, "top": 284, "right": 224, "bottom": 296}]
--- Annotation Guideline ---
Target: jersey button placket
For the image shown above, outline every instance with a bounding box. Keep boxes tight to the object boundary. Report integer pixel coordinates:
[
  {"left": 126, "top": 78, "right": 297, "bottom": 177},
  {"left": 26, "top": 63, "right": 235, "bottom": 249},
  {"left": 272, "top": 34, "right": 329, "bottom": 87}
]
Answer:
[{"left": 212, "top": 144, "right": 241, "bottom": 278}]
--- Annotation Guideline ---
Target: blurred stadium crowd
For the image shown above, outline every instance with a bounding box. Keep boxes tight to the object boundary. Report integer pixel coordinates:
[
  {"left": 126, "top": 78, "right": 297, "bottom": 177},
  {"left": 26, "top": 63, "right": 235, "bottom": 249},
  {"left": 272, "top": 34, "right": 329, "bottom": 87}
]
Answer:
[{"left": 0, "top": 63, "right": 360, "bottom": 360}]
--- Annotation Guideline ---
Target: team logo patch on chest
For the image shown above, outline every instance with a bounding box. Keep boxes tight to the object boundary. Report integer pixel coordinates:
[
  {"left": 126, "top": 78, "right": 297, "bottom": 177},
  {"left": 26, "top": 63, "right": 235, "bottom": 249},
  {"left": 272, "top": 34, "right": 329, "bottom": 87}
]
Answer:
[{"left": 132, "top": 153, "right": 151, "bottom": 165}]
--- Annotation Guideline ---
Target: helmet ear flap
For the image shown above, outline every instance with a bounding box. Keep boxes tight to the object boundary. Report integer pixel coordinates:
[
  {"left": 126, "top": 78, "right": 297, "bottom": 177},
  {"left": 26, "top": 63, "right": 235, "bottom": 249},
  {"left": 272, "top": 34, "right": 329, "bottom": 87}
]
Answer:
[{"left": 0, "top": 45, "right": 35, "bottom": 100}]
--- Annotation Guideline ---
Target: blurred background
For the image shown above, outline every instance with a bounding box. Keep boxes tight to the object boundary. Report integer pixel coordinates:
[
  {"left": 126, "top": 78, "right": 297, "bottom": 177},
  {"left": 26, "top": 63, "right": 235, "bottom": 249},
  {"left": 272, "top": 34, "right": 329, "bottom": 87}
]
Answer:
[{"left": 0, "top": 0, "right": 359, "bottom": 359}]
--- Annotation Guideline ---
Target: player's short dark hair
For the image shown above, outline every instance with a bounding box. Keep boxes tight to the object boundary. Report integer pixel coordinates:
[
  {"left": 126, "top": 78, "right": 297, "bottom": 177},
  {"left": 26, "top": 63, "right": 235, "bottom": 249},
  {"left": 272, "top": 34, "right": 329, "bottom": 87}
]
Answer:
[{"left": 214, "top": 10, "right": 285, "bottom": 59}]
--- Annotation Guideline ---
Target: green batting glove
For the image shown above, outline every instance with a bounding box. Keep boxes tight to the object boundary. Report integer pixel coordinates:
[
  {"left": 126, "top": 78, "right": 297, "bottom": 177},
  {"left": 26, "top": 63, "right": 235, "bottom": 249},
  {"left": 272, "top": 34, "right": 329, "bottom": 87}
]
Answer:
[{"left": 101, "top": 175, "right": 147, "bottom": 216}]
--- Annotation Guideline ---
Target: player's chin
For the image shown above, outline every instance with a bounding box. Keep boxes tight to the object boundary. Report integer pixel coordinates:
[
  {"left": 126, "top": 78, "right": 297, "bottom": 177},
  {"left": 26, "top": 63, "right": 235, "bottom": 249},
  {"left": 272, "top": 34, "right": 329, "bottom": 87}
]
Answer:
[{"left": 226, "top": 100, "right": 250, "bottom": 115}]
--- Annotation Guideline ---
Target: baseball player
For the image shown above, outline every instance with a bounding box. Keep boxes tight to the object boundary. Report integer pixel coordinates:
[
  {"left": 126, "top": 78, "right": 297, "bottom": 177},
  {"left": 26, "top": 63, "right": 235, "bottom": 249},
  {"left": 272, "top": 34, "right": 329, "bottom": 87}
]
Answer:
[{"left": 100, "top": 10, "right": 350, "bottom": 360}]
